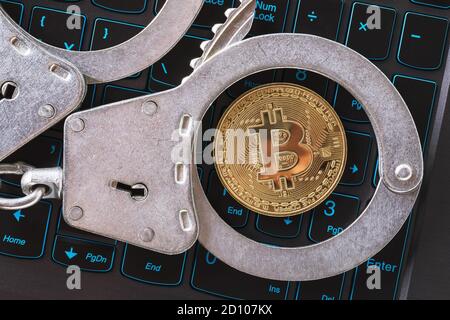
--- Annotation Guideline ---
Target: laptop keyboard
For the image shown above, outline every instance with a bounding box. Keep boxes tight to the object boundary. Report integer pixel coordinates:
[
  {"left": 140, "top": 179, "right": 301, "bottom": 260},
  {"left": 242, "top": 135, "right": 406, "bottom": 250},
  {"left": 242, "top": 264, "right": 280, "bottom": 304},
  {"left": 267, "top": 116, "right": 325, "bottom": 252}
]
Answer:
[{"left": 0, "top": 0, "right": 448, "bottom": 300}]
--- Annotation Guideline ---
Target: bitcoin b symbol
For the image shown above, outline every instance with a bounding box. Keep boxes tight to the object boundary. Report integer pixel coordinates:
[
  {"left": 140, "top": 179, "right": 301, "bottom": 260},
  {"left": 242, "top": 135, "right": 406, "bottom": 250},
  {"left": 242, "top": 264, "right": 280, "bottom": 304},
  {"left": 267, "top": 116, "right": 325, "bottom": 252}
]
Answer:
[
  {"left": 251, "top": 104, "right": 313, "bottom": 192},
  {"left": 214, "top": 83, "right": 347, "bottom": 217}
]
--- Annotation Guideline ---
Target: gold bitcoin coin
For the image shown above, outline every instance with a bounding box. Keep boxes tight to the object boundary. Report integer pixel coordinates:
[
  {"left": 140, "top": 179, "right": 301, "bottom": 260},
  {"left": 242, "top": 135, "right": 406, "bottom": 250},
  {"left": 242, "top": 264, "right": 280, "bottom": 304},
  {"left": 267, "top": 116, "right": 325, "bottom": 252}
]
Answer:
[{"left": 214, "top": 83, "right": 347, "bottom": 217}]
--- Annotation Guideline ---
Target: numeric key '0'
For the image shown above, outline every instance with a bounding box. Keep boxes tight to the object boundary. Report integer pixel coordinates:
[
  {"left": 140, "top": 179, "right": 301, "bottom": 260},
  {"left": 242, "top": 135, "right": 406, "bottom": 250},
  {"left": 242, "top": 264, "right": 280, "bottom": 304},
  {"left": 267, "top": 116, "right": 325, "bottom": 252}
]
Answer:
[{"left": 191, "top": 245, "right": 290, "bottom": 299}]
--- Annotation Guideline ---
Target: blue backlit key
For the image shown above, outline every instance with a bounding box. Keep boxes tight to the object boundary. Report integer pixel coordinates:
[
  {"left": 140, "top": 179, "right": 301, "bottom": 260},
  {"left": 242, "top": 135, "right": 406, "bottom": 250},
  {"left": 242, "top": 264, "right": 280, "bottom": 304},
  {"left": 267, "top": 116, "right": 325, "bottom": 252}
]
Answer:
[
  {"left": 282, "top": 69, "right": 329, "bottom": 97},
  {"left": 93, "top": 0, "right": 149, "bottom": 14},
  {"left": 191, "top": 245, "right": 290, "bottom": 299},
  {"left": 148, "top": 34, "right": 206, "bottom": 91},
  {"left": 333, "top": 86, "right": 369, "bottom": 123},
  {"left": 121, "top": 244, "right": 186, "bottom": 286},
  {"left": 102, "top": 85, "right": 150, "bottom": 104},
  {"left": 340, "top": 131, "right": 372, "bottom": 186},
  {"left": 346, "top": 2, "right": 397, "bottom": 60},
  {"left": 52, "top": 235, "right": 115, "bottom": 272},
  {"left": 308, "top": 193, "right": 360, "bottom": 243},
  {"left": 411, "top": 0, "right": 450, "bottom": 9},
  {"left": 296, "top": 275, "right": 345, "bottom": 300},
  {"left": 28, "top": 6, "right": 86, "bottom": 51},
  {"left": 155, "top": 0, "right": 234, "bottom": 28},
  {"left": 90, "top": 18, "right": 144, "bottom": 50},
  {"left": 1, "top": 136, "right": 62, "bottom": 187},
  {"left": 226, "top": 70, "right": 276, "bottom": 98},
  {"left": 293, "top": 0, "right": 343, "bottom": 40},
  {"left": 398, "top": 12, "right": 449, "bottom": 70},
  {"left": 393, "top": 75, "right": 437, "bottom": 145},
  {"left": 0, "top": 0, "right": 24, "bottom": 24},
  {"left": 351, "top": 221, "right": 411, "bottom": 300},
  {"left": 250, "top": 0, "right": 290, "bottom": 35},
  {"left": 207, "top": 171, "right": 249, "bottom": 228},
  {"left": 256, "top": 214, "right": 302, "bottom": 238},
  {"left": 0, "top": 196, "right": 51, "bottom": 259}
]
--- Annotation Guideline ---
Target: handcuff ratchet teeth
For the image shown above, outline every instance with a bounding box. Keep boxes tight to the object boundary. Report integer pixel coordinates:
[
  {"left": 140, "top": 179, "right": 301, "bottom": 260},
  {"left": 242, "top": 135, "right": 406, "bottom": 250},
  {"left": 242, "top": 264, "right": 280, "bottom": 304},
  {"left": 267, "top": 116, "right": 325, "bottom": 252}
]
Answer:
[
  {"left": 0, "top": 0, "right": 204, "bottom": 161},
  {"left": 0, "top": 0, "right": 424, "bottom": 281}
]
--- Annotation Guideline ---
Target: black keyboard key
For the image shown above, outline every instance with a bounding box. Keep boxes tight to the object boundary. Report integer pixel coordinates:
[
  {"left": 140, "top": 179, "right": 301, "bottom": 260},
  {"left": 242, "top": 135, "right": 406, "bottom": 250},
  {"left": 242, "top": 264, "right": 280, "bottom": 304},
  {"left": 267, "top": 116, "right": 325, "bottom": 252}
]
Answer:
[
  {"left": 346, "top": 3, "right": 396, "bottom": 60},
  {"left": 1, "top": 136, "right": 62, "bottom": 186},
  {"left": 91, "top": 18, "right": 144, "bottom": 50},
  {"left": 333, "top": 86, "right": 369, "bottom": 123},
  {"left": 398, "top": 12, "right": 449, "bottom": 70},
  {"left": 1, "top": 0, "right": 24, "bottom": 24},
  {"left": 293, "top": 0, "right": 343, "bottom": 39},
  {"left": 282, "top": 69, "right": 328, "bottom": 97},
  {"left": 393, "top": 75, "right": 437, "bottom": 145},
  {"left": 0, "top": 196, "right": 51, "bottom": 258},
  {"left": 102, "top": 85, "right": 150, "bottom": 104},
  {"left": 149, "top": 34, "right": 206, "bottom": 90},
  {"left": 191, "top": 245, "right": 290, "bottom": 299},
  {"left": 350, "top": 220, "right": 411, "bottom": 300},
  {"left": 296, "top": 275, "right": 345, "bottom": 300},
  {"left": 373, "top": 160, "right": 380, "bottom": 187},
  {"left": 207, "top": 171, "right": 249, "bottom": 228},
  {"left": 52, "top": 235, "right": 115, "bottom": 272},
  {"left": 121, "top": 244, "right": 186, "bottom": 286},
  {"left": 308, "top": 193, "right": 360, "bottom": 242},
  {"left": 209, "top": 94, "right": 235, "bottom": 127},
  {"left": 93, "top": 0, "right": 149, "bottom": 14},
  {"left": 156, "top": 0, "right": 233, "bottom": 28},
  {"left": 226, "top": 70, "right": 276, "bottom": 98},
  {"left": 250, "top": 0, "right": 290, "bottom": 35},
  {"left": 57, "top": 210, "right": 117, "bottom": 245},
  {"left": 256, "top": 214, "right": 302, "bottom": 238},
  {"left": 340, "top": 131, "right": 372, "bottom": 186},
  {"left": 411, "top": 0, "right": 450, "bottom": 9},
  {"left": 29, "top": 6, "right": 86, "bottom": 50}
]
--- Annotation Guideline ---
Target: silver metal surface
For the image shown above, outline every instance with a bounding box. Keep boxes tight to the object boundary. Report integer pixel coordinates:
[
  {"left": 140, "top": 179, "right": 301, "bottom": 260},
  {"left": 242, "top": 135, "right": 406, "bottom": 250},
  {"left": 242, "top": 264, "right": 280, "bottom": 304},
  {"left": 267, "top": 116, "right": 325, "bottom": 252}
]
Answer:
[
  {"left": 190, "top": 0, "right": 256, "bottom": 69},
  {"left": 61, "top": 0, "right": 250, "bottom": 254},
  {"left": 63, "top": 93, "right": 199, "bottom": 255},
  {"left": 64, "top": 34, "right": 423, "bottom": 279},
  {"left": 21, "top": 167, "right": 63, "bottom": 199},
  {"left": 32, "top": 0, "right": 204, "bottom": 84},
  {"left": 0, "top": 9, "right": 86, "bottom": 161},
  {"left": 186, "top": 34, "right": 423, "bottom": 280},
  {"left": 0, "top": 163, "right": 47, "bottom": 210}
]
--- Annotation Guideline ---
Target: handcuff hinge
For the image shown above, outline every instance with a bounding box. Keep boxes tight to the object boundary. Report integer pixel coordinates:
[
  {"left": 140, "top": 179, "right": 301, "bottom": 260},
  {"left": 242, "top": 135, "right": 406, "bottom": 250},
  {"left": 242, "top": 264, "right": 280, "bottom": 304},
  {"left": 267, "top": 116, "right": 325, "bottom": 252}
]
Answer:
[{"left": 0, "top": 163, "right": 61, "bottom": 210}]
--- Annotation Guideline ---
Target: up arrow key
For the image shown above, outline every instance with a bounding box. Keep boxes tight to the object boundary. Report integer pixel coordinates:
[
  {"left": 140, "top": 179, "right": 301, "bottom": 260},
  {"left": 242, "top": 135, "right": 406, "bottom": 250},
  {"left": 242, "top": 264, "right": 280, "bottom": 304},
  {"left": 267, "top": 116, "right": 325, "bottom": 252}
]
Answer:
[
  {"left": 12, "top": 210, "right": 25, "bottom": 222},
  {"left": 65, "top": 247, "right": 78, "bottom": 260}
]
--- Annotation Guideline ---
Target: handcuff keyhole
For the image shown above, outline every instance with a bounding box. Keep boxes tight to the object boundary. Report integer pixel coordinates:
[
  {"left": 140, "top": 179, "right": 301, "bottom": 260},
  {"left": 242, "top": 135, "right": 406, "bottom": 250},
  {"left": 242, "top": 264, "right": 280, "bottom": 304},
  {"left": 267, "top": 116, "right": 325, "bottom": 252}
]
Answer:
[
  {"left": 110, "top": 180, "right": 148, "bottom": 201},
  {"left": 0, "top": 81, "right": 19, "bottom": 100}
]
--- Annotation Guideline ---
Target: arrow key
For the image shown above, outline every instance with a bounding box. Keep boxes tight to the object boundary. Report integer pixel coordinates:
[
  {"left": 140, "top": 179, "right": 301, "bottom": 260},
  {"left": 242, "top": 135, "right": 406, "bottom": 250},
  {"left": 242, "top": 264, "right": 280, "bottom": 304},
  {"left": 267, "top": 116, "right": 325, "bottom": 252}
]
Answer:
[
  {"left": 0, "top": 195, "right": 51, "bottom": 258},
  {"left": 340, "top": 131, "right": 372, "bottom": 186},
  {"left": 52, "top": 235, "right": 115, "bottom": 272},
  {"left": 256, "top": 214, "right": 302, "bottom": 238}
]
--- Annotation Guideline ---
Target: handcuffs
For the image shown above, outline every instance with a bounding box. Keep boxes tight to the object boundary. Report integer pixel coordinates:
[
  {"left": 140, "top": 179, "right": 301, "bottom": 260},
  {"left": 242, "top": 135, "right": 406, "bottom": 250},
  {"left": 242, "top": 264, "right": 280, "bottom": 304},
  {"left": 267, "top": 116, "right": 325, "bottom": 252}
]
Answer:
[{"left": 0, "top": 0, "right": 424, "bottom": 281}]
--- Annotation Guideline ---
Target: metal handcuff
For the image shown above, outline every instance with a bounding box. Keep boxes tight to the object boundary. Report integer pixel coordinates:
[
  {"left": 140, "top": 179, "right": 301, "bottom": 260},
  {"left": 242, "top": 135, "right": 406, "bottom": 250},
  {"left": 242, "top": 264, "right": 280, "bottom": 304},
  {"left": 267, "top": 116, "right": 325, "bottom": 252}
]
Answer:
[
  {"left": 0, "top": 0, "right": 424, "bottom": 282},
  {"left": 0, "top": 0, "right": 204, "bottom": 161}
]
